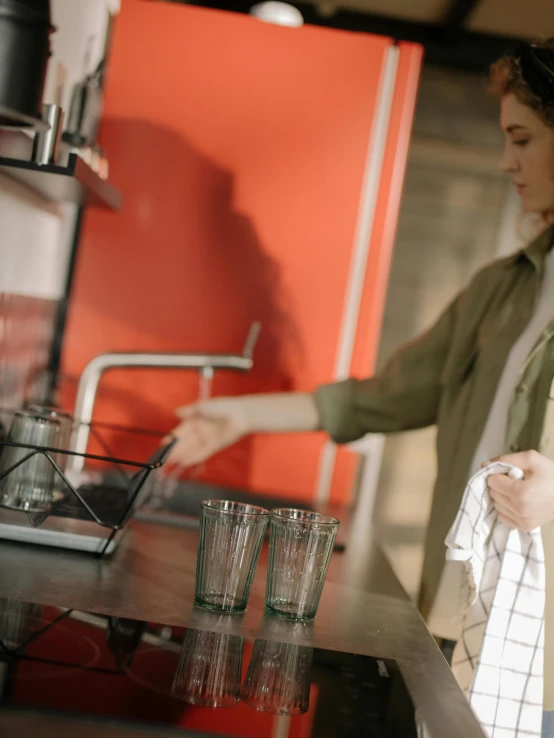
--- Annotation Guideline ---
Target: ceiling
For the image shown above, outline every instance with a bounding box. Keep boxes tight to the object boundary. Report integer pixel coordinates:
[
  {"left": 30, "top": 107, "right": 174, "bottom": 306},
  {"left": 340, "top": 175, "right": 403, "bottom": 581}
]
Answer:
[
  {"left": 326, "top": 0, "right": 554, "bottom": 39},
  {"left": 191, "top": 0, "right": 554, "bottom": 70}
]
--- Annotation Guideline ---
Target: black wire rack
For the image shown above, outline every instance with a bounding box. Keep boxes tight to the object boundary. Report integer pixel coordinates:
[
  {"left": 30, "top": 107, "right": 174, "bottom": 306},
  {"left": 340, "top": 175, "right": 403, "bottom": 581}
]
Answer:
[
  {"left": 0, "top": 411, "right": 176, "bottom": 557},
  {"left": 0, "top": 606, "right": 132, "bottom": 675},
  {"left": 0, "top": 608, "right": 74, "bottom": 659}
]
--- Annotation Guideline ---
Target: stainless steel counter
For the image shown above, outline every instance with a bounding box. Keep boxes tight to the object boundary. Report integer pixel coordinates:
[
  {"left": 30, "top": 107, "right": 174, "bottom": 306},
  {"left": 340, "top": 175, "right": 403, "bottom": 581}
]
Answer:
[{"left": 0, "top": 519, "right": 486, "bottom": 738}]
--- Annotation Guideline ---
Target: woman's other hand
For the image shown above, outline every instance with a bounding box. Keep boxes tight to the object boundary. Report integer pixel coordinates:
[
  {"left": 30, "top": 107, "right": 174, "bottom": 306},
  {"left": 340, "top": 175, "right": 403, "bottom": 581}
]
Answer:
[{"left": 487, "top": 450, "right": 554, "bottom": 529}]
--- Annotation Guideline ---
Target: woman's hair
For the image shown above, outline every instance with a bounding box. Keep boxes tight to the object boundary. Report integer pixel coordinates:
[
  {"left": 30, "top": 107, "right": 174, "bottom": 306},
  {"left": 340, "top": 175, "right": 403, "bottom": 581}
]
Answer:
[{"left": 489, "top": 38, "right": 554, "bottom": 127}]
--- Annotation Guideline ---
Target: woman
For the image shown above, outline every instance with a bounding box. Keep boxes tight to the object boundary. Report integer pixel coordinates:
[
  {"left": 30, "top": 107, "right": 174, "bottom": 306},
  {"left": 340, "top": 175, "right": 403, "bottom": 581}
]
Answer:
[{"left": 167, "top": 40, "right": 554, "bottom": 734}]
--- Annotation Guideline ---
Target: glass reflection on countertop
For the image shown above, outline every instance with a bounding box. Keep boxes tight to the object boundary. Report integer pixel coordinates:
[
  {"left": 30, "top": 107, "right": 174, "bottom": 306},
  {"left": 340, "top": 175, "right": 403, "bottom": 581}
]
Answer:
[
  {"left": 242, "top": 638, "right": 313, "bottom": 715},
  {"left": 0, "top": 598, "right": 44, "bottom": 652},
  {"left": 172, "top": 628, "right": 244, "bottom": 707},
  {"left": 0, "top": 599, "right": 418, "bottom": 737}
]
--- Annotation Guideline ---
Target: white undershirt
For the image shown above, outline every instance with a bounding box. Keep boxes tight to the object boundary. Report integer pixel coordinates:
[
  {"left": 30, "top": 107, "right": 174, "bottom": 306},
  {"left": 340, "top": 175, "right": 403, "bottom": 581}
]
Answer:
[{"left": 427, "top": 248, "right": 554, "bottom": 640}]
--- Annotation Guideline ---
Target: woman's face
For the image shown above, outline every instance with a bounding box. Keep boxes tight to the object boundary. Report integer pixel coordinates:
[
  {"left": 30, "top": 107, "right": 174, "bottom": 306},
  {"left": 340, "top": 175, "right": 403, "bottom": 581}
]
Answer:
[{"left": 500, "top": 93, "right": 554, "bottom": 215}]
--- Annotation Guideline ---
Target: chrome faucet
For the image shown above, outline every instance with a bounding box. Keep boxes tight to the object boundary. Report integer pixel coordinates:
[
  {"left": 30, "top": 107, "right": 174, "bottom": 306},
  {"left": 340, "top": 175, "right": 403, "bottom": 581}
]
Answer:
[{"left": 67, "top": 322, "right": 261, "bottom": 473}]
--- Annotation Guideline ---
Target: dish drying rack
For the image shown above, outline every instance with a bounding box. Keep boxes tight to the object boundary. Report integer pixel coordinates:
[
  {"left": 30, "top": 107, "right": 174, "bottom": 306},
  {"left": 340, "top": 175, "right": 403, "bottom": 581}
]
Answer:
[{"left": 0, "top": 412, "right": 176, "bottom": 557}]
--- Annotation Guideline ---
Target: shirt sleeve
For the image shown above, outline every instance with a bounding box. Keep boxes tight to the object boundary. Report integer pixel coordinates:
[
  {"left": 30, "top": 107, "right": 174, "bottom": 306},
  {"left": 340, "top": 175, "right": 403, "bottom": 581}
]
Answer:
[{"left": 315, "top": 292, "right": 463, "bottom": 444}]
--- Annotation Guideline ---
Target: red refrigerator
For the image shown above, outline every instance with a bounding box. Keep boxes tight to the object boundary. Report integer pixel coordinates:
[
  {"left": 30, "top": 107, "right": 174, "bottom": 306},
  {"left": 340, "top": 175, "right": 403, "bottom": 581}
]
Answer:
[{"left": 60, "top": 0, "right": 423, "bottom": 506}]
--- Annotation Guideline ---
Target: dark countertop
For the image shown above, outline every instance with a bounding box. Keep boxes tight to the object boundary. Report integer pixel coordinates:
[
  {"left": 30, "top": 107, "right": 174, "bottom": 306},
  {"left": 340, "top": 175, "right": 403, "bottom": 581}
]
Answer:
[{"left": 0, "top": 517, "right": 486, "bottom": 738}]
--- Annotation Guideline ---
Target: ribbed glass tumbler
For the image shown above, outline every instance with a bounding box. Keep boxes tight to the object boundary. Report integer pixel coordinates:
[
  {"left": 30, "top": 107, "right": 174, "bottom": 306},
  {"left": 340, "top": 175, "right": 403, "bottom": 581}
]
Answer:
[
  {"left": 265, "top": 509, "right": 339, "bottom": 621},
  {"left": 194, "top": 500, "right": 269, "bottom": 613}
]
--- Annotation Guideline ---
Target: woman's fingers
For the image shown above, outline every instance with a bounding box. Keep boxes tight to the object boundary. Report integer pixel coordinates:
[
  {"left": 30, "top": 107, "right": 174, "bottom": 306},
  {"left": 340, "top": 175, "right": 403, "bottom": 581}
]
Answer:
[
  {"left": 175, "top": 403, "right": 201, "bottom": 420},
  {"left": 164, "top": 397, "right": 247, "bottom": 467},
  {"left": 497, "top": 512, "right": 519, "bottom": 528},
  {"left": 165, "top": 416, "right": 228, "bottom": 467},
  {"left": 488, "top": 473, "right": 520, "bottom": 516}
]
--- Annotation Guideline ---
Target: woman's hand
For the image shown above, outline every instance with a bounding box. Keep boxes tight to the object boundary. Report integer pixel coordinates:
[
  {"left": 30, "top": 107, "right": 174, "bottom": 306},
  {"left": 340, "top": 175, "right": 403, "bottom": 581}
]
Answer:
[
  {"left": 163, "top": 391, "right": 320, "bottom": 468},
  {"left": 164, "top": 397, "right": 251, "bottom": 468},
  {"left": 487, "top": 450, "right": 554, "bottom": 529}
]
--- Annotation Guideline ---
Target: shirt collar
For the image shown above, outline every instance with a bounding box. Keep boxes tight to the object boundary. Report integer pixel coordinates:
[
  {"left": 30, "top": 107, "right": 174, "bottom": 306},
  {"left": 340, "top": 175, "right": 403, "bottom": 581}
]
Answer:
[{"left": 506, "top": 223, "right": 554, "bottom": 271}]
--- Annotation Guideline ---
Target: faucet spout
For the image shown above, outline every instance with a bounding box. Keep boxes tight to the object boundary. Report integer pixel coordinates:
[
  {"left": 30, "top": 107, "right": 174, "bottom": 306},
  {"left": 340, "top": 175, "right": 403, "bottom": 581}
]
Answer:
[{"left": 67, "top": 323, "right": 260, "bottom": 473}]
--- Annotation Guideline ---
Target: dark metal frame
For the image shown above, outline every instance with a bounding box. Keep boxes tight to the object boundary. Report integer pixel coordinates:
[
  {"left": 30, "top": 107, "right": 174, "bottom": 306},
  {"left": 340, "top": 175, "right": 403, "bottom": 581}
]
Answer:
[
  {"left": 46, "top": 13, "right": 118, "bottom": 400},
  {"left": 46, "top": 206, "right": 83, "bottom": 402}
]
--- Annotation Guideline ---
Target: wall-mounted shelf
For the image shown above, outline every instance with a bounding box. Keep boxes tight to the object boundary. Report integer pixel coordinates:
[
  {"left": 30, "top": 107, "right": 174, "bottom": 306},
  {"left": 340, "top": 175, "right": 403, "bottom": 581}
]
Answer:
[{"left": 0, "top": 153, "right": 122, "bottom": 210}]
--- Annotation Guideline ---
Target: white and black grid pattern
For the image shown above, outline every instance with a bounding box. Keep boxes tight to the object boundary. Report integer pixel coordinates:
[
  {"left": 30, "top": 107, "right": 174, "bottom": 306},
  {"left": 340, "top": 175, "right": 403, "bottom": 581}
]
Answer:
[{"left": 445, "top": 462, "right": 545, "bottom": 738}]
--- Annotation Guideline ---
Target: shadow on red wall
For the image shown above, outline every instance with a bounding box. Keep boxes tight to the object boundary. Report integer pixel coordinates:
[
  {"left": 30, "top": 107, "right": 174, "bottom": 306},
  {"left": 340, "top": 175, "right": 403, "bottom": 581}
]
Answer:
[{"left": 61, "top": 118, "right": 302, "bottom": 489}]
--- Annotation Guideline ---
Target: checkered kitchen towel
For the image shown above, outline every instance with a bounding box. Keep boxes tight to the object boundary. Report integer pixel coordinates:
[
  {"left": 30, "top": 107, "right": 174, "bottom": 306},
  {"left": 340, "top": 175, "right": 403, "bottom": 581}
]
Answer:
[{"left": 446, "top": 462, "right": 545, "bottom": 738}]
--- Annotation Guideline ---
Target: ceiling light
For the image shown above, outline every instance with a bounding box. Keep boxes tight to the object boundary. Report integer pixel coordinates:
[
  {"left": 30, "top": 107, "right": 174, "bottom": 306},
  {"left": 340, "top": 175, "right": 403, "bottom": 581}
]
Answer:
[{"left": 250, "top": 2, "right": 304, "bottom": 28}]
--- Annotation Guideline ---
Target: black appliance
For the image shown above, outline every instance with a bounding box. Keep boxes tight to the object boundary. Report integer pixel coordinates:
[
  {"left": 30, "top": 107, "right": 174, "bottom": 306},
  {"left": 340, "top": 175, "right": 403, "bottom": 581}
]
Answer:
[
  {"left": 0, "top": 0, "right": 54, "bottom": 129},
  {"left": 0, "top": 600, "right": 418, "bottom": 737}
]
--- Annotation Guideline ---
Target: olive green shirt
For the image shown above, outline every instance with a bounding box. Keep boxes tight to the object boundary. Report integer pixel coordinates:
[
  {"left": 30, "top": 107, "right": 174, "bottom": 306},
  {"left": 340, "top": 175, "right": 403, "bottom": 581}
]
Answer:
[{"left": 316, "top": 225, "right": 554, "bottom": 707}]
